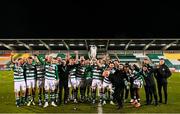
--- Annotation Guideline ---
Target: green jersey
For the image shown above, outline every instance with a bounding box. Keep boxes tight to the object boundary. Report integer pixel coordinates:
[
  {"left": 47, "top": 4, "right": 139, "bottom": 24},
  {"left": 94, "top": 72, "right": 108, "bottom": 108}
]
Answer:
[
  {"left": 69, "top": 64, "right": 78, "bottom": 79},
  {"left": 24, "top": 63, "right": 36, "bottom": 80},
  {"left": 45, "top": 64, "right": 59, "bottom": 80},
  {"left": 92, "top": 65, "right": 104, "bottom": 80},
  {"left": 84, "top": 65, "right": 92, "bottom": 79},
  {"left": 37, "top": 54, "right": 46, "bottom": 65},
  {"left": 35, "top": 63, "right": 45, "bottom": 79},
  {"left": 13, "top": 64, "right": 25, "bottom": 82},
  {"left": 76, "top": 65, "right": 86, "bottom": 78},
  {"left": 133, "top": 70, "right": 144, "bottom": 81}
]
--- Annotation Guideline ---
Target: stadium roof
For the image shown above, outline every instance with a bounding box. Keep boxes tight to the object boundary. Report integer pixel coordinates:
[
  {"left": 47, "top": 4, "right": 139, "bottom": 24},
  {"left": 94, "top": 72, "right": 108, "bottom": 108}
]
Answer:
[{"left": 0, "top": 39, "right": 179, "bottom": 51}]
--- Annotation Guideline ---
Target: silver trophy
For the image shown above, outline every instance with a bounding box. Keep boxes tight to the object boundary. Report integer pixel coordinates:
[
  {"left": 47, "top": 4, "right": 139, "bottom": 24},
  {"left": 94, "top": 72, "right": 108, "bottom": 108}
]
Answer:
[{"left": 89, "top": 45, "right": 97, "bottom": 61}]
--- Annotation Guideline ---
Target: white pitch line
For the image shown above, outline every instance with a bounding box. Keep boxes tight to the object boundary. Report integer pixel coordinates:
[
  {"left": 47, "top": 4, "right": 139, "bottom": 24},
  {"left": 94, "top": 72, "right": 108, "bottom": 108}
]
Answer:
[{"left": 98, "top": 103, "right": 103, "bottom": 114}]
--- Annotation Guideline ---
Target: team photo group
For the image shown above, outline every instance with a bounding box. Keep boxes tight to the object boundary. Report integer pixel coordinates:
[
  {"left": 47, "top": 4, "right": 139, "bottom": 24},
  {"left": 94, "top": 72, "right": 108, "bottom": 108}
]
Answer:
[{"left": 12, "top": 46, "right": 172, "bottom": 110}]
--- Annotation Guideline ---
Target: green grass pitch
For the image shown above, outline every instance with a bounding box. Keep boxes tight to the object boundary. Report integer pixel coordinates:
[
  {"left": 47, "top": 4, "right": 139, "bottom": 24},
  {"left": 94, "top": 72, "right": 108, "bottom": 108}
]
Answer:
[{"left": 0, "top": 71, "right": 180, "bottom": 113}]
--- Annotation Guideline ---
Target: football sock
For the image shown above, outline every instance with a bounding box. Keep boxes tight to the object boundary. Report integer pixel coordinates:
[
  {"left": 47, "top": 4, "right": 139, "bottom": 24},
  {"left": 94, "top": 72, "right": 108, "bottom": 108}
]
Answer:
[
  {"left": 16, "top": 96, "right": 20, "bottom": 106},
  {"left": 51, "top": 92, "right": 55, "bottom": 102},
  {"left": 45, "top": 92, "right": 49, "bottom": 102}
]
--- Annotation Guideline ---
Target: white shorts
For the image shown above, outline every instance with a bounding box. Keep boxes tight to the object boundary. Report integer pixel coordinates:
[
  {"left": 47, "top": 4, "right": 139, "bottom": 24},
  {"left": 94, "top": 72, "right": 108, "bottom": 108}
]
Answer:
[
  {"left": 76, "top": 78, "right": 82, "bottom": 87},
  {"left": 44, "top": 79, "right": 56, "bottom": 91},
  {"left": 68, "top": 79, "right": 71, "bottom": 88},
  {"left": 70, "top": 78, "right": 79, "bottom": 88},
  {"left": 14, "top": 81, "right": 26, "bottom": 92},
  {"left": 26, "top": 79, "right": 35, "bottom": 89},
  {"left": 103, "top": 82, "right": 112, "bottom": 90},
  {"left": 133, "top": 80, "right": 143, "bottom": 88},
  {"left": 91, "top": 79, "right": 103, "bottom": 89},
  {"left": 37, "top": 78, "right": 44, "bottom": 88},
  {"left": 55, "top": 80, "right": 59, "bottom": 89}
]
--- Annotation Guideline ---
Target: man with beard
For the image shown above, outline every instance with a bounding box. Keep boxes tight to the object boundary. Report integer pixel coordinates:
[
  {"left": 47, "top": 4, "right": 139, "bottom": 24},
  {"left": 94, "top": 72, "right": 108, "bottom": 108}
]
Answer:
[
  {"left": 109, "top": 64, "right": 128, "bottom": 109},
  {"left": 57, "top": 56, "right": 70, "bottom": 105}
]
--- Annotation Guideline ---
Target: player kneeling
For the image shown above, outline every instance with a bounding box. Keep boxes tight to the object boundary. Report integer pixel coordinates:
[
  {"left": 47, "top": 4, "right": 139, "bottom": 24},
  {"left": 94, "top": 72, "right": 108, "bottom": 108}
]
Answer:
[
  {"left": 43, "top": 56, "right": 58, "bottom": 108},
  {"left": 13, "top": 58, "right": 26, "bottom": 107}
]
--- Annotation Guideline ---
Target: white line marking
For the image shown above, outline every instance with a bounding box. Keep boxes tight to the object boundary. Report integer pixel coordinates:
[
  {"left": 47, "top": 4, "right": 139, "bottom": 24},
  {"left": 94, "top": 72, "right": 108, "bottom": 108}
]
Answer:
[{"left": 98, "top": 103, "right": 103, "bottom": 114}]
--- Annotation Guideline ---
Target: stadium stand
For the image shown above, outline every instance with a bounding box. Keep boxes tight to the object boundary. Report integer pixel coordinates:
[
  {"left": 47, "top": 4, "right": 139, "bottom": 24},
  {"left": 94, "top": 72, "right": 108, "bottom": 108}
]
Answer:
[
  {"left": 0, "top": 54, "right": 11, "bottom": 70},
  {"left": 0, "top": 57, "right": 10, "bottom": 65},
  {"left": 146, "top": 54, "right": 163, "bottom": 62},
  {"left": 164, "top": 53, "right": 180, "bottom": 71},
  {"left": 0, "top": 39, "right": 179, "bottom": 71},
  {"left": 164, "top": 53, "right": 180, "bottom": 60},
  {"left": 118, "top": 54, "right": 137, "bottom": 62}
]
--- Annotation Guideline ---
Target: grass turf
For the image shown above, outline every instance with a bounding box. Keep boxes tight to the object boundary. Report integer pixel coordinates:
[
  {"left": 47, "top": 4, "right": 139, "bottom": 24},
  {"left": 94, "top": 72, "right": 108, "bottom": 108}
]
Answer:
[{"left": 0, "top": 71, "right": 180, "bottom": 113}]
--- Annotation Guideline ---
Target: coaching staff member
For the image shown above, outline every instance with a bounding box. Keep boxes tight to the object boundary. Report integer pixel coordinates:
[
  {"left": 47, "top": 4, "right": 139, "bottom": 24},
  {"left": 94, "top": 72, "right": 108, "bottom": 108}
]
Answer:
[
  {"left": 57, "top": 58, "right": 70, "bottom": 104},
  {"left": 109, "top": 64, "right": 128, "bottom": 109},
  {"left": 143, "top": 59, "right": 158, "bottom": 105},
  {"left": 154, "top": 58, "right": 172, "bottom": 104}
]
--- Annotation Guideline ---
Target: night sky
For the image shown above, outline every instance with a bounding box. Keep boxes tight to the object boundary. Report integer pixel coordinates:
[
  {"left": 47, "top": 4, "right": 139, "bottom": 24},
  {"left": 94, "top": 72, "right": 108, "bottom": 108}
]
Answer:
[{"left": 0, "top": 1, "right": 180, "bottom": 38}]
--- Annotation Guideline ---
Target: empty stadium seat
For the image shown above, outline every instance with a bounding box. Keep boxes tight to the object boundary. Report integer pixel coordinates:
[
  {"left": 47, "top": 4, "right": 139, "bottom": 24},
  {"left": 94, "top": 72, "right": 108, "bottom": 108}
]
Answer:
[
  {"left": 164, "top": 59, "right": 173, "bottom": 67},
  {"left": 118, "top": 54, "right": 137, "bottom": 62},
  {"left": 164, "top": 53, "right": 180, "bottom": 60},
  {"left": 146, "top": 54, "right": 164, "bottom": 61},
  {"left": 164, "top": 53, "right": 180, "bottom": 70},
  {"left": 170, "top": 60, "right": 180, "bottom": 65}
]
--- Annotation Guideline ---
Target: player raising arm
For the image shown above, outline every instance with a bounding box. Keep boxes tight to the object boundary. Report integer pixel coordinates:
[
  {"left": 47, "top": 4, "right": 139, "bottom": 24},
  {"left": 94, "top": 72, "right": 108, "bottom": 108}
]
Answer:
[
  {"left": 12, "top": 56, "right": 26, "bottom": 107},
  {"left": 102, "top": 62, "right": 115, "bottom": 105}
]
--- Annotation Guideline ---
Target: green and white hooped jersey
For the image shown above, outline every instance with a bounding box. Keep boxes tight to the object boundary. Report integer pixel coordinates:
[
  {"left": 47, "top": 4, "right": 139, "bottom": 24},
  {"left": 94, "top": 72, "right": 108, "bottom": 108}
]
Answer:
[
  {"left": 76, "top": 65, "right": 86, "bottom": 78},
  {"left": 45, "top": 64, "right": 59, "bottom": 80},
  {"left": 133, "top": 70, "right": 143, "bottom": 81},
  {"left": 92, "top": 65, "right": 103, "bottom": 80},
  {"left": 13, "top": 65, "right": 25, "bottom": 82},
  {"left": 36, "top": 63, "right": 45, "bottom": 79},
  {"left": 69, "top": 65, "right": 77, "bottom": 79},
  {"left": 103, "top": 68, "right": 115, "bottom": 84},
  {"left": 24, "top": 64, "right": 36, "bottom": 80},
  {"left": 84, "top": 65, "right": 92, "bottom": 79}
]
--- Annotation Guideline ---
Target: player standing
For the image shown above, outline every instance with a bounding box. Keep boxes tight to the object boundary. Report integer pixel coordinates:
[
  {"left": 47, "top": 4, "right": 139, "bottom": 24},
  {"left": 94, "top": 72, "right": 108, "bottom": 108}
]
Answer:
[
  {"left": 12, "top": 55, "right": 26, "bottom": 107},
  {"left": 68, "top": 51, "right": 79, "bottom": 103},
  {"left": 25, "top": 56, "right": 37, "bottom": 106},
  {"left": 43, "top": 56, "right": 58, "bottom": 108},
  {"left": 34, "top": 54, "right": 45, "bottom": 106},
  {"left": 131, "top": 64, "right": 144, "bottom": 108},
  {"left": 102, "top": 62, "right": 115, "bottom": 105},
  {"left": 83, "top": 59, "right": 93, "bottom": 102},
  {"left": 91, "top": 59, "right": 104, "bottom": 104},
  {"left": 76, "top": 56, "right": 86, "bottom": 102}
]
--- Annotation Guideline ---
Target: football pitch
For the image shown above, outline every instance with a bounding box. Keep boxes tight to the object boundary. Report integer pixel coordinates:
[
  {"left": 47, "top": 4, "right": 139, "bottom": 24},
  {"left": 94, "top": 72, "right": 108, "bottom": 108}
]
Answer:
[{"left": 0, "top": 71, "right": 180, "bottom": 113}]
